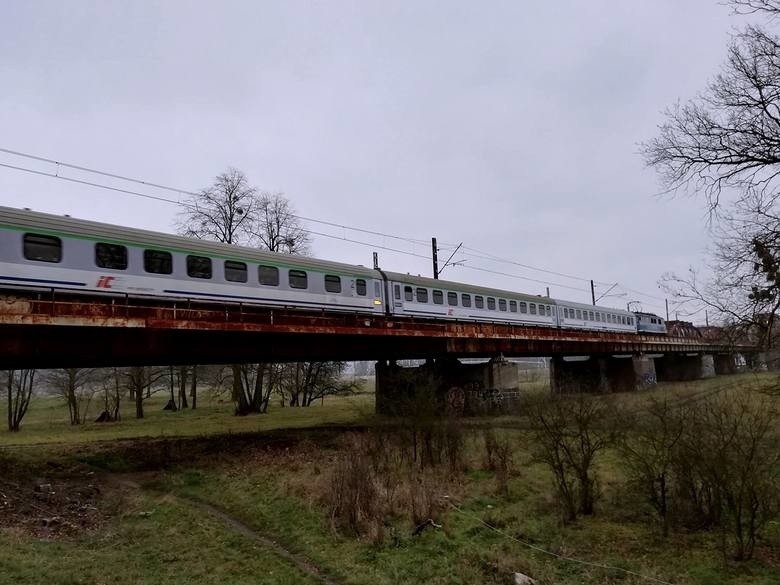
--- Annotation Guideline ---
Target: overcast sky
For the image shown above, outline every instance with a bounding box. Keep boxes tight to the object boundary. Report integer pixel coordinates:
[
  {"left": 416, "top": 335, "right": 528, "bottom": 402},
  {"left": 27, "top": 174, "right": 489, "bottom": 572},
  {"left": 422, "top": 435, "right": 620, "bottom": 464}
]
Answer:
[{"left": 0, "top": 1, "right": 758, "bottom": 319}]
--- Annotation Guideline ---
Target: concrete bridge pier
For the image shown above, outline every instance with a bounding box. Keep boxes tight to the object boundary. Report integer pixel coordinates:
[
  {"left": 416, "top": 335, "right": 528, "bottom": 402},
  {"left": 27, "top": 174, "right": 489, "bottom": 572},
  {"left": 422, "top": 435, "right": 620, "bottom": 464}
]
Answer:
[
  {"left": 374, "top": 356, "right": 521, "bottom": 415},
  {"left": 550, "top": 354, "right": 657, "bottom": 394},
  {"left": 655, "top": 353, "right": 715, "bottom": 382},
  {"left": 713, "top": 353, "right": 738, "bottom": 375}
]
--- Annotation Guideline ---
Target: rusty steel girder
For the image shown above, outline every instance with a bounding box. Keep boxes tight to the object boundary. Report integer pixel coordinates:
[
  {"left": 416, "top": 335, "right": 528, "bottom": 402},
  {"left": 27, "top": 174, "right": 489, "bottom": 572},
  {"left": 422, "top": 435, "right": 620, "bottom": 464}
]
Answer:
[{"left": 0, "top": 291, "right": 748, "bottom": 369}]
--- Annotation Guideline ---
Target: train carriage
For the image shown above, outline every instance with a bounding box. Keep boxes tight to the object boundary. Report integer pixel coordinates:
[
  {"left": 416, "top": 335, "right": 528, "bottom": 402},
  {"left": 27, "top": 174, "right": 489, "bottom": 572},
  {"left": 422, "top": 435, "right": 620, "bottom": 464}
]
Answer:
[
  {"left": 0, "top": 206, "right": 385, "bottom": 315},
  {"left": 384, "top": 272, "right": 556, "bottom": 326},
  {"left": 556, "top": 299, "right": 636, "bottom": 333}
]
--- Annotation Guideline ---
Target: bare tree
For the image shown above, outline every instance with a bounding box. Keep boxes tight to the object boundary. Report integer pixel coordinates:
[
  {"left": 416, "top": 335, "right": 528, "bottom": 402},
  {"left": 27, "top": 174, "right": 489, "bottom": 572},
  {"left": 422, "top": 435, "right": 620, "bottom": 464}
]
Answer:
[
  {"left": 529, "top": 395, "right": 618, "bottom": 522},
  {"left": 643, "top": 8, "right": 780, "bottom": 340},
  {"left": 619, "top": 397, "right": 690, "bottom": 537},
  {"left": 45, "top": 368, "right": 98, "bottom": 425},
  {"left": 6, "top": 369, "right": 35, "bottom": 432},
  {"left": 95, "top": 367, "right": 123, "bottom": 422},
  {"left": 126, "top": 366, "right": 166, "bottom": 419},
  {"left": 730, "top": 1, "right": 780, "bottom": 16},
  {"left": 178, "top": 170, "right": 312, "bottom": 415},
  {"left": 253, "top": 193, "right": 310, "bottom": 255},
  {"left": 277, "top": 362, "right": 356, "bottom": 407},
  {"left": 642, "top": 25, "right": 780, "bottom": 212},
  {"left": 674, "top": 392, "right": 779, "bottom": 560},
  {"left": 177, "top": 168, "right": 259, "bottom": 245}
]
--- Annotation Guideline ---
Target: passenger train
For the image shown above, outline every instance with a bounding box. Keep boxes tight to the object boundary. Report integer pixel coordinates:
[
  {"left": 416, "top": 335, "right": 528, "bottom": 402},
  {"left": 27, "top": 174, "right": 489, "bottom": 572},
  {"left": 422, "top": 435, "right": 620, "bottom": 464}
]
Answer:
[{"left": 0, "top": 206, "right": 667, "bottom": 335}]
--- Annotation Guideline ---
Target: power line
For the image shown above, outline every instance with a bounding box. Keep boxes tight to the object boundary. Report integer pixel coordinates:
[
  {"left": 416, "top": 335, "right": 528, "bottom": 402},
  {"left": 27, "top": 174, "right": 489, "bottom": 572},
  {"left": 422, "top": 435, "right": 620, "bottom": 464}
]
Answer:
[
  {"left": 451, "top": 264, "right": 590, "bottom": 294},
  {"left": 0, "top": 147, "right": 431, "bottom": 247},
  {"left": 456, "top": 246, "right": 611, "bottom": 285},
  {"left": 0, "top": 147, "right": 666, "bottom": 301},
  {"left": 0, "top": 161, "right": 187, "bottom": 208}
]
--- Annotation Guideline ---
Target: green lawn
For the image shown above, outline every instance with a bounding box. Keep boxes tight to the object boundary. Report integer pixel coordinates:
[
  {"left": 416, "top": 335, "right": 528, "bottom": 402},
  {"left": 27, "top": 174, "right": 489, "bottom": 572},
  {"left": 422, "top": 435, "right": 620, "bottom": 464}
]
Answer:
[
  {"left": 1, "top": 373, "right": 778, "bottom": 585},
  {"left": 1, "top": 391, "right": 376, "bottom": 447}
]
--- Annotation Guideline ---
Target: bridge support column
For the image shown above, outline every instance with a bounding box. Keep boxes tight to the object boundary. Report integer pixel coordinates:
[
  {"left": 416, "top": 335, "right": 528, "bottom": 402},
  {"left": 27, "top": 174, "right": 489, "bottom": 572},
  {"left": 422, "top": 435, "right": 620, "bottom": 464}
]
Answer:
[
  {"left": 713, "top": 354, "right": 737, "bottom": 375},
  {"left": 633, "top": 354, "right": 657, "bottom": 389},
  {"left": 374, "top": 357, "right": 522, "bottom": 415},
  {"left": 550, "top": 354, "right": 656, "bottom": 394},
  {"left": 655, "top": 353, "right": 715, "bottom": 382}
]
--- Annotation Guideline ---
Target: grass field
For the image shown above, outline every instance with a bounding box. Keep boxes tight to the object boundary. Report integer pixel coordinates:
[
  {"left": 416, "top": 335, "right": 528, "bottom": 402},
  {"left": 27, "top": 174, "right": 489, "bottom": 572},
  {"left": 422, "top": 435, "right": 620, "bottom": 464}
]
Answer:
[
  {"left": 1, "top": 373, "right": 778, "bottom": 585},
  {"left": 0, "top": 391, "right": 376, "bottom": 447}
]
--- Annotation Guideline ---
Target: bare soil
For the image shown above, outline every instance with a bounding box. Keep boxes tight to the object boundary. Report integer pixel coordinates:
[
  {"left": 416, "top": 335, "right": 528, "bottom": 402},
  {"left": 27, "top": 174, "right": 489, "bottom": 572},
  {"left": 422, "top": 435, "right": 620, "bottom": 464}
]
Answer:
[{"left": 0, "top": 457, "right": 109, "bottom": 539}]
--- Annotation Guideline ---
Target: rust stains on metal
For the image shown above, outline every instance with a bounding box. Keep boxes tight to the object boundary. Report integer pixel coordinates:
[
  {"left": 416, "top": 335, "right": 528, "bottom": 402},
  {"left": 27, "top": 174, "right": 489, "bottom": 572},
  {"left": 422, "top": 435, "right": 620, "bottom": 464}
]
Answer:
[{"left": 0, "top": 291, "right": 750, "bottom": 369}]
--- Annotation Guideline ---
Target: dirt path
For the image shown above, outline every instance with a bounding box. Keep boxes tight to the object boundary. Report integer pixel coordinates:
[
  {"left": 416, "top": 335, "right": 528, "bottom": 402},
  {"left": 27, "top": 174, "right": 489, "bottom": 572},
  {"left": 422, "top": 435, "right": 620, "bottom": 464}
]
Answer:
[{"left": 113, "top": 476, "right": 340, "bottom": 585}]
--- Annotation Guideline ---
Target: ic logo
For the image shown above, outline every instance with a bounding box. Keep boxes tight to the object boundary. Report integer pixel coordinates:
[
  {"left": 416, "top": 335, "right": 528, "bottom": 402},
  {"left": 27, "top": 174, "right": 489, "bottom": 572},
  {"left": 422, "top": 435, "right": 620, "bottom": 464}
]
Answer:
[{"left": 96, "top": 276, "right": 115, "bottom": 289}]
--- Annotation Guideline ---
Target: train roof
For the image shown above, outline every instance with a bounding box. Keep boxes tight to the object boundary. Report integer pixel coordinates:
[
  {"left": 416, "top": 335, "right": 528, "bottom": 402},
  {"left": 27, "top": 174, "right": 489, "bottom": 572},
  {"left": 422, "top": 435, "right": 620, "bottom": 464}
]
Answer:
[
  {"left": 382, "top": 271, "right": 554, "bottom": 304},
  {"left": 0, "top": 206, "right": 379, "bottom": 278},
  {"left": 634, "top": 311, "right": 664, "bottom": 319},
  {"left": 552, "top": 298, "right": 633, "bottom": 315}
]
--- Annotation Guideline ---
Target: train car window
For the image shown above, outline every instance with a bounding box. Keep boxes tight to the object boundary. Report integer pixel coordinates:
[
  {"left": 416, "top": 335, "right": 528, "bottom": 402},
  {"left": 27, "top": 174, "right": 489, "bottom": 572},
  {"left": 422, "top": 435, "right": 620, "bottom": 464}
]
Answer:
[
  {"left": 144, "top": 249, "right": 173, "bottom": 274},
  {"left": 24, "top": 233, "right": 62, "bottom": 263},
  {"left": 95, "top": 242, "right": 127, "bottom": 270},
  {"left": 325, "top": 275, "right": 341, "bottom": 293},
  {"left": 259, "top": 265, "right": 280, "bottom": 286},
  {"left": 416, "top": 288, "right": 428, "bottom": 303},
  {"left": 530, "top": 303, "right": 537, "bottom": 315},
  {"left": 576, "top": 309, "right": 582, "bottom": 319},
  {"left": 404, "top": 286, "right": 413, "bottom": 301},
  {"left": 563, "top": 308, "right": 568, "bottom": 318},
  {"left": 393, "top": 284, "right": 400, "bottom": 299},
  {"left": 224, "top": 261, "right": 248, "bottom": 283},
  {"left": 509, "top": 300, "right": 517, "bottom": 312},
  {"left": 487, "top": 297, "right": 496, "bottom": 310},
  {"left": 498, "top": 299, "right": 507, "bottom": 311},
  {"left": 595, "top": 313, "right": 601, "bottom": 322},
  {"left": 475, "top": 295, "right": 484, "bottom": 309},
  {"left": 448, "top": 292, "right": 458, "bottom": 306},
  {"left": 621, "top": 316, "right": 626, "bottom": 324},
  {"left": 462, "top": 294, "right": 472, "bottom": 307},
  {"left": 433, "top": 290, "right": 444, "bottom": 304},
  {"left": 587, "top": 311, "right": 593, "bottom": 321},
  {"left": 375, "top": 282, "right": 381, "bottom": 298},
  {"left": 187, "top": 255, "right": 212, "bottom": 279},
  {"left": 520, "top": 302, "right": 527, "bottom": 313},
  {"left": 546, "top": 306, "right": 551, "bottom": 317},
  {"left": 356, "top": 279, "right": 367, "bottom": 296},
  {"left": 289, "top": 269, "right": 308, "bottom": 289}
]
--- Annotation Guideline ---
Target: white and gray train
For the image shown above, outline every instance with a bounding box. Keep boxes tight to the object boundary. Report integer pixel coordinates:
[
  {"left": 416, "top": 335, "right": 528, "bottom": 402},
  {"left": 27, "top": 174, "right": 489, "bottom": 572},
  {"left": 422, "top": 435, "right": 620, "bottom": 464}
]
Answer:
[{"left": 0, "top": 206, "right": 666, "bottom": 335}]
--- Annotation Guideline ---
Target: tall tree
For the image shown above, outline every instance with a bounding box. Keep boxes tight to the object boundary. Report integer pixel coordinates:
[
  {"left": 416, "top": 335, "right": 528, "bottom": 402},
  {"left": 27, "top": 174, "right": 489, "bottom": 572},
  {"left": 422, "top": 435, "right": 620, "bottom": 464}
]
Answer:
[
  {"left": 643, "top": 5, "right": 780, "bottom": 344},
  {"left": 126, "top": 366, "right": 166, "bottom": 419},
  {"left": 178, "top": 169, "right": 310, "bottom": 415},
  {"left": 177, "top": 168, "right": 259, "bottom": 245}
]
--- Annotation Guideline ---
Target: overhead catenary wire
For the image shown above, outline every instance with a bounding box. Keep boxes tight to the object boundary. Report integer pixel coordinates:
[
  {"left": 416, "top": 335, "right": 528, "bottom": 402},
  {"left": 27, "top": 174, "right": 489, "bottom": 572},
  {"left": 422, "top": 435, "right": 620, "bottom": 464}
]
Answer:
[
  {"left": 0, "top": 147, "right": 669, "bottom": 303},
  {"left": 0, "top": 147, "right": 431, "bottom": 247}
]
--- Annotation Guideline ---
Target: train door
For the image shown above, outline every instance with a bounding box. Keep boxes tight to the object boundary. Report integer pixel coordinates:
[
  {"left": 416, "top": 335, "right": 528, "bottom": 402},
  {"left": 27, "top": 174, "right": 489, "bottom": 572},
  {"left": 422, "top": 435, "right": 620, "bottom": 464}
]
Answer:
[{"left": 392, "top": 283, "right": 403, "bottom": 312}]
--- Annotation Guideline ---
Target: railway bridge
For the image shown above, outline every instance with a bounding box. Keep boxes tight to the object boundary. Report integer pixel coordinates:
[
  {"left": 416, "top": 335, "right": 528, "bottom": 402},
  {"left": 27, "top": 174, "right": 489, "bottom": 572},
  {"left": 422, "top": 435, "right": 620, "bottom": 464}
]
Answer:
[{"left": 0, "top": 292, "right": 757, "bottom": 409}]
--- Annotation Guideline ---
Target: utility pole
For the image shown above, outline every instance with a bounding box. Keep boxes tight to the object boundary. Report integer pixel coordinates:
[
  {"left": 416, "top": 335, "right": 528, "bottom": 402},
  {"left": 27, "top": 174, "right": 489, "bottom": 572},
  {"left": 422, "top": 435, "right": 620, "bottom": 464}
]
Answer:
[
  {"left": 431, "top": 237, "right": 439, "bottom": 279},
  {"left": 665, "top": 299, "right": 669, "bottom": 321},
  {"left": 705, "top": 310, "right": 709, "bottom": 327},
  {"left": 546, "top": 287, "right": 550, "bottom": 297},
  {"left": 590, "top": 280, "right": 596, "bottom": 305}
]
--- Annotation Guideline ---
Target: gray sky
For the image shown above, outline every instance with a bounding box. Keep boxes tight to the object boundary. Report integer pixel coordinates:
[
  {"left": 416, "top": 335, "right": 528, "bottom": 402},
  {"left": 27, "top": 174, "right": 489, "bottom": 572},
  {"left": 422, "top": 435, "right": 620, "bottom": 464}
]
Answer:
[{"left": 0, "top": 1, "right": 753, "bottom": 318}]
